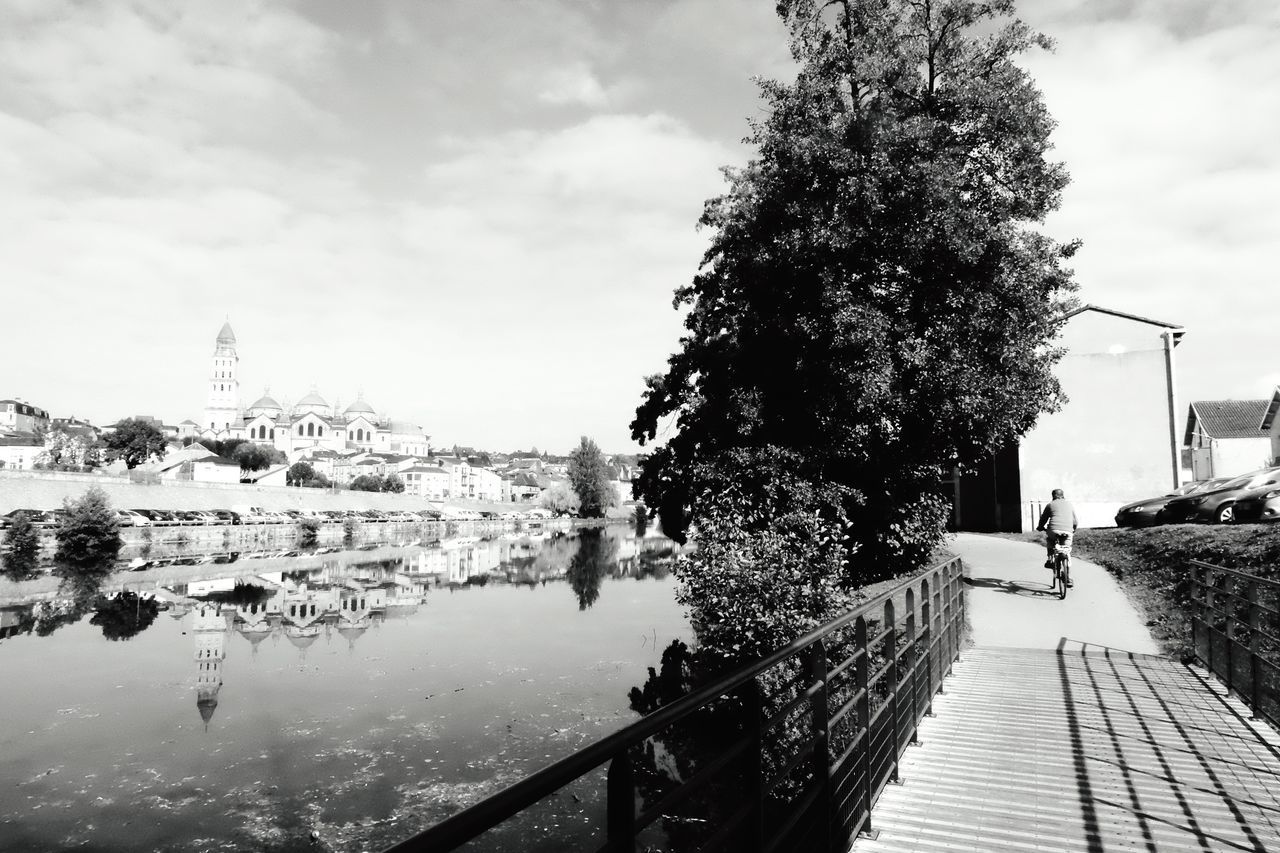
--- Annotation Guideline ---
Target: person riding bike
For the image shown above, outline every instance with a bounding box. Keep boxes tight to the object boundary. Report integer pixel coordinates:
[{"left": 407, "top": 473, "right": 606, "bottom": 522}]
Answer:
[{"left": 1036, "top": 489, "right": 1078, "bottom": 584}]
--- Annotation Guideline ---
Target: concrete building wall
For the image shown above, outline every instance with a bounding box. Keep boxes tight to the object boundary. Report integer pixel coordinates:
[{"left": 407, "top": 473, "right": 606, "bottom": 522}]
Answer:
[
  {"left": 1204, "top": 438, "right": 1274, "bottom": 480},
  {"left": 1017, "top": 310, "right": 1179, "bottom": 529}
]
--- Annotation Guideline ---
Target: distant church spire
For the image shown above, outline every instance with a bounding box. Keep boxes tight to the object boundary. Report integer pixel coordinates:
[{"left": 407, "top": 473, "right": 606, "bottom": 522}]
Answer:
[{"left": 204, "top": 320, "right": 240, "bottom": 434}]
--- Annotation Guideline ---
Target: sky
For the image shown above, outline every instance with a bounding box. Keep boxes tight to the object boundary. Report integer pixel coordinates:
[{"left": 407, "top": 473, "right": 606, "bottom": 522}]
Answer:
[{"left": 0, "top": 0, "right": 1277, "bottom": 456}]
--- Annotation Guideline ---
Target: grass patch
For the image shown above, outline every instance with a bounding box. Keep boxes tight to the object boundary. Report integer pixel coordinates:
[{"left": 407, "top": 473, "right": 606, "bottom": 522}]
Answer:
[{"left": 1005, "top": 525, "right": 1280, "bottom": 659}]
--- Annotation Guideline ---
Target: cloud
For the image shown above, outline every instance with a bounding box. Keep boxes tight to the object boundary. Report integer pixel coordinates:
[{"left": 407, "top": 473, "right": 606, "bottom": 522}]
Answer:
[
  {"left": 1018, "top": 2, "right": 1280, "bottom": 406},
  {"left": 534, "top": 63, "right": 610, "bottom": 107}
]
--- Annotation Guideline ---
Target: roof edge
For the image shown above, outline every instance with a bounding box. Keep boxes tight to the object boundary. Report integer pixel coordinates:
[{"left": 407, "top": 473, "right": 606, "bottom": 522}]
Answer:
[{"left": 1066, "top": 303, "right": 1185, "bottom": 332}]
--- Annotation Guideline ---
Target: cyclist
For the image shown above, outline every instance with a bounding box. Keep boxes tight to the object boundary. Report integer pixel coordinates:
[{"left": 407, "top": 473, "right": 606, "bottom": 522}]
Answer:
[{"left": 1036, "top": 488, "right": 1078, "bottom": 584}]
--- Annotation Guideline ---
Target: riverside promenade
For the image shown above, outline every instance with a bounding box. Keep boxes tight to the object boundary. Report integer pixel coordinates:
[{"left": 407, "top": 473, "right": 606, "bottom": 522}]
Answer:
[{"left": 854, "top": 533, "right": 1280, "bottom": 853}]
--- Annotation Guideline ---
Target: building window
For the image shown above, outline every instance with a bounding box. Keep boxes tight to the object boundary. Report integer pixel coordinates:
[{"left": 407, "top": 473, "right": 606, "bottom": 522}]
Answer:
[
  {"left": 298, "top": 426, "right": 303, "bottom": 435},
  {"left": 307, "top": 423, "right": 315, "bottom": 437},
  {"left": 318, "top": 427, "right": 324, "bottom": 437},
  {"left": 270, "top": 429, "right": 275, "bottom": 440}
]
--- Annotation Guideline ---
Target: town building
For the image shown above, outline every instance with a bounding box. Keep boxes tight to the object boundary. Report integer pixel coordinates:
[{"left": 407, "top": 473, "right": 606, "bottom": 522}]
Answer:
[
  {"left": 0, "top": 398, "right": 50, "bottom": 436},
  {"left": 1184, "top": 399, "right": 1275, "bottom": 481},
  {"left": 0, "top": 435, "right": 42, "bottom": 470},
  {"left": 402, "top": 465, "right": 451, "bottom": 500}
]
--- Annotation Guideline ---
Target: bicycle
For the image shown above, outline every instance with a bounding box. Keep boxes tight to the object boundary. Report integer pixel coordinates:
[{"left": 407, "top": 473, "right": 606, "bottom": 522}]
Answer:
[{"left": 1049, "top": 532, "right": 1072, "bottom": 600}]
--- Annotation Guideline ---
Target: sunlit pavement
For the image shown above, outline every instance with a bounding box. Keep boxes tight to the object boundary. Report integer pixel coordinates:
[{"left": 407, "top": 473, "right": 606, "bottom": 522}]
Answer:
[
  {"left": 951, "top": 532, "right": 1160, "bottom": 655},
  {"left": 850, "top": 533, "right": 1280, "bottom": 853}
]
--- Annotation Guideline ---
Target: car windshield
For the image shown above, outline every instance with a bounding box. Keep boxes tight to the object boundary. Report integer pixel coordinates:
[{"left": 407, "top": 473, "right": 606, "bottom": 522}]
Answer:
[{"left": 1219, "top": 475, "right": 1255, "bottom": 490}]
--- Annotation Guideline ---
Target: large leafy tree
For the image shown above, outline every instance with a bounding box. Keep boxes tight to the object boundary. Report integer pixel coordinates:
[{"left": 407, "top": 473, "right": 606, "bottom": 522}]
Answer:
[
  {"left": 232, "top": 442, "right": 282, "bottom": 475},
  {"left": 567, "top": 436, "right": 619, "bottom": 518},
  {"left": 632, "top": 0, "right": 1077, "bottom": 582},
  {"left": 104, "top": 419, "right": 168, "bottom": 469}
]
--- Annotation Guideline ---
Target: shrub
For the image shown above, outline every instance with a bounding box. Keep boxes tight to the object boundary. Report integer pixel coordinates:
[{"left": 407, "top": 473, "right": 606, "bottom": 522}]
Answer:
[
  {"left": 53, "top": 487, "right": 122, "bottom": 578},
  {"left": 2, "top": 511, "right": 42, "bottom": 581},
  {"left": 299, "top": 517, "right": 321, "bottom": 548}
]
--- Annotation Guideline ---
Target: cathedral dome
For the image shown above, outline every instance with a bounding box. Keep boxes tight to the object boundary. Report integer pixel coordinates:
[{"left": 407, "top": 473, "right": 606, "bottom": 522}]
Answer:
[
  {"left": 294, "top": 388, "right": 330, "bottom": 416},
  {"left": 344, "top": 395, "right": 377, "bottom": 417},
  {"left": 248, "top": 392, "right": 282, "bottom": 415}
]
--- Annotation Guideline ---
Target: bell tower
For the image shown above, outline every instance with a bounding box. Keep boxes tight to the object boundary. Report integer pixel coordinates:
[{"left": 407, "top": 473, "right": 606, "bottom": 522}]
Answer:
[{"left": 202, "top": 320, "right": 240, "bottom": 432}]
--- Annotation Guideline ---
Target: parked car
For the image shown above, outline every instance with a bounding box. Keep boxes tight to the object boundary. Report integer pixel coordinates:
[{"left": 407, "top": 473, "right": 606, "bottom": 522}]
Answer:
[
  {"left": 1, "top": 509, "right": 54, "bottom": 529},
  {"left": 206, "top": 510, "right": 241, "bottom": 525},
  {"left": 114, "top": 509, "right": 145, "bottom": 527},
  {"left": 1231, "top": 486, "right": 1280, "bottom": 524},
  {"left": 1114, "top": 478, "right": 1230, "bottom": 528},
  {"left": 231, "top": 505, "right": 270, "bottom": 524},
  {"left": 1161, "top": 467, "right": 1280, "bottom": 524}
]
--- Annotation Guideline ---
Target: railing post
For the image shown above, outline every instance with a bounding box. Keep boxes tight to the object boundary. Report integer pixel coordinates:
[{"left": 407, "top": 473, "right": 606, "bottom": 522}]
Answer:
[
  {"left": 920, "top": 577, "right": 933, "bottom": 717},
  {"left": 854, "top": 616, "right": 873, "bottom": 840},
  {"left": 904, "top": 589, "right": 918, "bottom": 745},
  {"left": 606, "top": 749, "right": 636, "bottom": 852},
  {"left": 742, "top": 678, "right": 765, "bottom": 853},
  {"left": 932, "top": 575, "right": 945, "bottom": 695},
  {"left": 808, "top": 639, "right": 831, "bottom": 851},
  {"left": 954, "top": 559, "right": 964, "bottom": 663},
  {"left": 1204, "top": 565, "right": 1216, "bottom": 675},
  {"left": 884, "top": 599, "right": 900, "bottom": 783},
  {"left": 1247, "top": 580, "right": 1262, "bottom": 718},
  {"left": 1225, "top": 572, "right": 1237, "bottom": 696}
]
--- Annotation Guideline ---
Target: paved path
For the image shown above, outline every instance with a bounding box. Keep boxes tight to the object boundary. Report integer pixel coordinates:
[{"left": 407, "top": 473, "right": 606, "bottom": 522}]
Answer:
[
  {"left": 852, "top": 534, "right": 1280, "bottom": 853},
  {"left": 956, "top": 533, "right": 1159, "bottom": 654}
]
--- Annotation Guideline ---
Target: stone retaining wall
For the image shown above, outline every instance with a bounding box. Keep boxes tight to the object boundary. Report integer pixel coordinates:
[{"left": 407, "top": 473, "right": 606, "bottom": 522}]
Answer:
[{"left": 0, "top": 470, "right": 520, "bottom": 515}]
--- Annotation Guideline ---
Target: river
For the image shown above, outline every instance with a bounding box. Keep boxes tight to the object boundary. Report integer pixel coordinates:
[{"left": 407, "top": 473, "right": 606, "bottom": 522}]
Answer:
[{"left": 0, "top": 525, "right": 690, "bottom": 852}]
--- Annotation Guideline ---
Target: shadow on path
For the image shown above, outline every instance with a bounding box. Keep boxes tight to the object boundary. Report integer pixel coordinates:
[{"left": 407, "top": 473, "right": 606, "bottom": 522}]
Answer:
[
  {"left": 963, "top": 575, "right": 1054, "bottom": 597},
  {"left": 855, "top": 644, "right": 1280, "bottom": 852}
]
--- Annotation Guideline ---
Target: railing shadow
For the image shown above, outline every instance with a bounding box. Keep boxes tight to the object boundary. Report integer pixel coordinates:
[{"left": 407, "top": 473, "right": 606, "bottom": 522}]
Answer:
[{"left": 1056, "top": 638, "right": 1278, "bottom": 853}]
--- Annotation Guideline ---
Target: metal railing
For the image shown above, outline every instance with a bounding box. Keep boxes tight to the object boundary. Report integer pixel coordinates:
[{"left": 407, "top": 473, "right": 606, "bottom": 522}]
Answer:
[
  {"left": 1190, "top": 560, "right": 1280, "bottom": 728},
  {"left": 384, "top": 556, "right": 966, "bottom": 853}
]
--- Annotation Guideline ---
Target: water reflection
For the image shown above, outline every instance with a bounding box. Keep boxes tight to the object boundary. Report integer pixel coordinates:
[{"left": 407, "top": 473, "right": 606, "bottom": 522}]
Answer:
[
  {"left": 1, "top": 526, "right": 687, "bottom": 731},
  {"left": 567, "top": 528, "right": 617, "bottom": 610},
  {"left": 0, "top": 525, "right": 691, "bottom": 853}
]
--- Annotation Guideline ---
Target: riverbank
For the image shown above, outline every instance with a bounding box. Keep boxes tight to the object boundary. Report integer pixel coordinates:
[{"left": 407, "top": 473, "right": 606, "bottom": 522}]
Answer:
[{"left": 0, "top": 469, "right": 557, "bottom": 516}]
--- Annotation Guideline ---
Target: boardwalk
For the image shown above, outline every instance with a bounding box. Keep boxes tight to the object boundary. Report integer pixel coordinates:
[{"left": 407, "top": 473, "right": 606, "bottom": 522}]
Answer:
[{"left": 854, "top": 535, "right": 1280, "bottom": 853}]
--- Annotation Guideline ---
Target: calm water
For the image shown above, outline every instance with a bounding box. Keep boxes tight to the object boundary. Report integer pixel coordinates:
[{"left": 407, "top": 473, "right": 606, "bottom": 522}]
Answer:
[{"left": 0, "top": 526, "right": 690, "bottom": 852}]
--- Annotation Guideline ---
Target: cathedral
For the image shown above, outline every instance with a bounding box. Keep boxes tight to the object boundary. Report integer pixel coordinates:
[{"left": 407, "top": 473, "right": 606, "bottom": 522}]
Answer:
[{"left": 183, "top": 321, "right": 430, "bottom": 459}]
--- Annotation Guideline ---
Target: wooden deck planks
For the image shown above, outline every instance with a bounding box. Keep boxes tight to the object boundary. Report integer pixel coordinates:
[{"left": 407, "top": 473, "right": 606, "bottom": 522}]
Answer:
[{"left": 851, "top": 648, "right": 1280, "bottom": 853}]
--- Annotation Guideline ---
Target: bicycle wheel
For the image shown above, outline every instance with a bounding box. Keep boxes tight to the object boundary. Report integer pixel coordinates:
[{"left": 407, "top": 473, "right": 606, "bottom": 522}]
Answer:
[{"left": 1057, "top": 555, "right": 1068, "bottom": 600}]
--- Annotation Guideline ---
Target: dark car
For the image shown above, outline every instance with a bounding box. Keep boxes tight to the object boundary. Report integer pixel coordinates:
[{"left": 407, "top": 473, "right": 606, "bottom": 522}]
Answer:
[
  {"left": 1114, "top": 478, "right": 1230, "bottom": 528},
  {"left": 1231, "top": 486, "right": 1280, "bottom": 524},
  {"left": 207, "top": 510, "right": 241, "bottom": 525},
  {"left": 1161, "top": 467, "right": 1280, "bottom": 524},
  {"left": 1, "top": 509, "right": 54, "bottom": 529}
]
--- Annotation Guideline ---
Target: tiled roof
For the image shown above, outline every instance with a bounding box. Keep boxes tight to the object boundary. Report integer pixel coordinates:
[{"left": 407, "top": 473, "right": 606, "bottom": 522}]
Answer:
[
  {"left": 404, "top": 465, "right": 448, "bottom": 475},
  {"left": 1186, "top": 399, "right": 1270, "bottom": 442}
]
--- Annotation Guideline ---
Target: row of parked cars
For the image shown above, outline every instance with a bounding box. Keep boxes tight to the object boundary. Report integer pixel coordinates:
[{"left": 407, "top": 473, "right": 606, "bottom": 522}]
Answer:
[
  {"left": 1115, "top": 465, "right": 1280, "bottom": 527},
  {"left": 0, "top": 506, "right": 444, "bottom": 530}
]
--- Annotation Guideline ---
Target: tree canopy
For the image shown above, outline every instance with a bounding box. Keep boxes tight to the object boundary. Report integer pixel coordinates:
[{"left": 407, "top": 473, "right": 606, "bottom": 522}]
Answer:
[
  {"left": 104, "top": 419, "right": 168, "bottom": 469},
  {"left": 232, "top": 442, "right": 283, "bottom": 474},
  {"left": 631, "top": 0, "right": 1077, "bottom": 582},
  {"left": 567, "top": 436, "right": 618, "bottom": 519}
]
